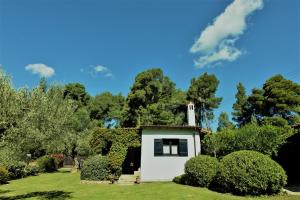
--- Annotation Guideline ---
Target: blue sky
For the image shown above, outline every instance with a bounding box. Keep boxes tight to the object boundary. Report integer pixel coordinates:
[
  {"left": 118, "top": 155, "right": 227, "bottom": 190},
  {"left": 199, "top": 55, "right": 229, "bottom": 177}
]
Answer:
[{"left": 0, "top": 0, "right": 299, "bottom": 127}]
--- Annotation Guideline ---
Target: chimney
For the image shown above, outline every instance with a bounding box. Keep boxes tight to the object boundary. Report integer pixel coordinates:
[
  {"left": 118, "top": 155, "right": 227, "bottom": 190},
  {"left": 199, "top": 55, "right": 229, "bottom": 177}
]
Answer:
[{"left": 187, "top": 102, "right": 196, "bottom": 126}]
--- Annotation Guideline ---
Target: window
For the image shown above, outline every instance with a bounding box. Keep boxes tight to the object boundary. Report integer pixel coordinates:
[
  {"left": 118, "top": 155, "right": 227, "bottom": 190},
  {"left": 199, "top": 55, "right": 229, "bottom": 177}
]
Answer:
[
  {"left": 154, "top": 139, "right": 188, "bottom": 156},
  {"left": 189, "top": 105, "right": 194, "bottom": 110}
]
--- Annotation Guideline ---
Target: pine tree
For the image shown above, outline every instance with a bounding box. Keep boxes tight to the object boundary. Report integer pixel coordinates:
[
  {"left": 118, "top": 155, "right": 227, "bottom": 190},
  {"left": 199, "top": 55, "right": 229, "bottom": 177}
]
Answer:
[
  {"left": 217, "top": 112, "right": 234, "bottom": 131},
  {"left": 187, "top": 73, "right": 222, "bottom": 128},
  {"left": 232, "top": 82, "right": 247, "bottom": 126}
]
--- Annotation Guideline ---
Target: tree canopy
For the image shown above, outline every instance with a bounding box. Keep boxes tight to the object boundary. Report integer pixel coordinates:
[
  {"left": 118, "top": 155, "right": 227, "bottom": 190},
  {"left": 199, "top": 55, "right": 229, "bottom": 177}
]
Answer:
[
  {"left": 217, "top": 112, "right": 234, "bottom": 132},
  {"left": 187, "top": 72, "right": 222, "bottom": 128},
  {"left": 64, "top": 83, "right": 90, "bottom": 107},
  {"left": 89, "top": 92, "right": 125, "bottom": 127},
  {"left": 1, "top": 66, "right": 299, "bottom": 167},
  {"left": 122, "top": 68, "right": 186, "bottom": 127},
  {"left": 232, "top": 82, "right": 248, "bottom": 126},
  {"left": 236, "top": 75, "right": 300, "bottom": 125}
]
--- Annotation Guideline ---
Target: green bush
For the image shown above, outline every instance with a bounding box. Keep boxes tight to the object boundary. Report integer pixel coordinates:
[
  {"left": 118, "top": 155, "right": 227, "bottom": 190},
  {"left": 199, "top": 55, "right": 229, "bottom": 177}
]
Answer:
[
  {"left": 107, "top": 144, "right": 127, "bottom": 177},
  {"left": 24, "top": 165, "right": 39, "bottom": 176},
  {"left": 7, "top": 162, "right": 26, "bottom": 179},
  {"left": 36, "top": 156, "right": 57, "bottom": 172},
  {"left": 80, "top": 155, "right": 110, "bottom": 181},
  {"left": 203, "top": 124, "right": 294, "bottom": 158},
  {"left": 184, "top": 155, "right": 219, "bottom": 187},
  {"left": 0, "top": 166, "right": 9, "bottom": 184},
  {"left": 90, "top": 128, "right": 141, "bottom": 178},
  {"left": 173, "top": 174, "right": 189, "bottom": 185},
  {"left": 216, "top": 150, "right": 287, "bottom": 195}
]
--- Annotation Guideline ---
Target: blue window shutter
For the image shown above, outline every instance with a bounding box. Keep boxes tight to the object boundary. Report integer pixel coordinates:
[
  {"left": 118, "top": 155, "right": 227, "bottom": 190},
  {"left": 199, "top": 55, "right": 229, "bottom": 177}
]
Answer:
[
  {"left": 179, "top": 139, "right": 188, "bottom": 156},
  {"left": 154, "top": 139, "right": 163, "bottom": 156}
]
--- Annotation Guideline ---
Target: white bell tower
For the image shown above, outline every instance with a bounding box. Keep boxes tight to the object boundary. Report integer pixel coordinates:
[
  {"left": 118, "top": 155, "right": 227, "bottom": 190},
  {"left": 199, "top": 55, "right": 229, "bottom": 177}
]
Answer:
[{"left": 187, "top": 102, "right": 196, "bottom": 126}]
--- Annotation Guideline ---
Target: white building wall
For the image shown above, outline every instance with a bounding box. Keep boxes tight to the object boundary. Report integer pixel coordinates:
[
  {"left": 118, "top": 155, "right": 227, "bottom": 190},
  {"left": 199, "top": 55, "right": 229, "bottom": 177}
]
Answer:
[{"left": 141, "top": 129, "right": 201, "bottom": 182}]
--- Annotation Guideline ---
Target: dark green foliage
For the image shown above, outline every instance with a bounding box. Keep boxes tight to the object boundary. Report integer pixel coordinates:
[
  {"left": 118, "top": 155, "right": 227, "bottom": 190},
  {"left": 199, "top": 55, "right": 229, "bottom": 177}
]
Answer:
[
  {"left": 276, "top": 130, "right": 300, "bottom": 184},
  {"left": 184, "top": 155, "right": 219, "bottom": 187},
  {"left": 138, "top": 91, "right": 187, "bottom": 126},
  {"left": 172, "top": 174, "right": 189, "bottom": 185},
  {"left": 80, "top": 155, "right": 110, "bottom": 181},
  {"left": 89, "top": 92, "right": 125, "bottom": 127},
  {"left": 217, "top": 112, "right": 234, "bottom": 131},
  {"left": 76, "top": 132, "right": 94, "bottom": 157},
  {"left": 123, "top": 68, "right": 186, "bottom": 127},
  {"left": 238, "top": 75, "right": 300, "bottom": 124},
  {"left": 187, "top": 72, "right": 222, "bottom": 128},
  {"left": 203, "top": 124, "right": 294, "bottom": 158},
  {"left": 247, "top": 88, "right": 267, "bottom": 120},
  {"left": 261, "top": 117, "right": 289, "bottom": 127},
  {"left": 263, "top": 75, "right": 300, "bottom": 118},
  {"left": 71, "top": 107, "right": 91, "bottom": 132},
  {"left": 7, "top": 162, "right": 26, "bottom": 179},
  {"left": 107, "top": 144, "right": 128, "bottom": 177},
  {"left": 36, "top": 156, "right": 57, "bottom": 173},
  {"left": 64, "top": 83, "right": 90, "bottom": 107},
  {"left": 232, "top": 82, "right": 248, "bottom": 126},
  {"left": 202, "top": 133, "right": 226, "bottom": 158},
  {"left": 24, "top": 165, "right": 39, "bottom": 176},
  {"left": 0, "top": 166, "right": 9, "bottom": 184},
  {"left": 90, "top": 128, "right": 141, "bottom": 177},
  {"left": 216, "top": 150, "right": 287, "bottom": 195}
]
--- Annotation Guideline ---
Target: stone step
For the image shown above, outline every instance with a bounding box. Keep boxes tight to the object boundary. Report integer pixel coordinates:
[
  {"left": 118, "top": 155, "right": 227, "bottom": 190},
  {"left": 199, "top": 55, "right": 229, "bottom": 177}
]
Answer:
[{"left": 117, "top": 174, "right": 138, "bottom": 185}]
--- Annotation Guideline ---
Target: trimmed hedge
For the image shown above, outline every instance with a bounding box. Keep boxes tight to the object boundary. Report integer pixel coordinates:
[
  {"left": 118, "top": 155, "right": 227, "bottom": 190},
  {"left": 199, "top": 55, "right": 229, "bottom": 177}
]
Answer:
[
  {"left": 0, "top": 166, "right": 9, "bottom": 184},
  {"left": 37, "top": 156, "right": 57, "bottom": 173},
  {"left": 90, "top": 128, "right": 141, "bottom": 177},
  {"left": 80, "top": 155, "right": 110, "bottom": 181},
  {"left": 107, "top": 144, "right": 128, "bottom": 177},
  {"left": 184, "top": 155, "right": 219, "bottom": 187},
  {"left": 216, "top": 150, "right": 287, "bottom": 195}
]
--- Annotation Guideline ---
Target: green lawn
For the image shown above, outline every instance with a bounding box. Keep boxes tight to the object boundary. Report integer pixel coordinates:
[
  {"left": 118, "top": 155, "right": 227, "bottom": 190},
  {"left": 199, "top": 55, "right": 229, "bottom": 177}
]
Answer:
[{"left": 0, "top": 171, "right": 299, "bottom": 200}]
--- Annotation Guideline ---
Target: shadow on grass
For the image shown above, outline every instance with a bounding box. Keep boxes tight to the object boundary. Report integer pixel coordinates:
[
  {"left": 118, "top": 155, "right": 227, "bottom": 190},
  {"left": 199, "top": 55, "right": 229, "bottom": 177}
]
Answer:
[
  {"left": 0, "top": 191, "right": 72, "bottom": 200},
  {"left": 0, "top": 190, "right": 11, "bottom": 195},
  {"left": 57, "top": 171, "right": 71, "bottom": 174},
  {"left": 286, "top": 185, "right": 300, "bottom": 193}
]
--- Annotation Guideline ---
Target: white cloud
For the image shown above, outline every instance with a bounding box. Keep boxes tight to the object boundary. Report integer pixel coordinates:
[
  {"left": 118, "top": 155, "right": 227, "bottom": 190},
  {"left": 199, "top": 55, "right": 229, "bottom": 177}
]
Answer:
[
  {"left": 25, "top": 63, "right": 55, "bottom": 78},
  {"left": 92, "top": 65, "right": 114, "bottom": 78},
  {"left": 190, "top": 0, "right": 263, "bottom": 68},
  {"left": 94, "top": 65, "right": 108, "bottom": 72}
]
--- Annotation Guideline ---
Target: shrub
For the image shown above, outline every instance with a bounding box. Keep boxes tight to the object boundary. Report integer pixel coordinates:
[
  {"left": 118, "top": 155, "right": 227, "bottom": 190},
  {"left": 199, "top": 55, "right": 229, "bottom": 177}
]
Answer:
[
  {"left": 36, "top": 156, "right": 57, "bottom": 173},
  {"left": 0, "top": 166, "right": 9, "bottom": 184},
  {"left": 216, "top": 150, "right": 287, "bottom": 195},
  {"left": 90, "top": 128, "right": 141, "bottom": 178},
  {"left": 203, "top": 124, "right": 294, "bottom": 158},
  {"left": 173, "top": 174, "right": 189, "bottom": 185},
  {"left": 107, "top": 144, "right": 127, "bottom": 177},
  {"left": 80, "top": 155, "right": 110, "bottom": 181},
  {"left": 51, "top": 154, "right": 64, "bottom": 169},
  {"left": 24, "top": 165, "right": 39, "bottom": 176},
  {"left": 184, "top": 155, "right": 219, "bottom": 187},
  {"left": 7, "top": 162, "right": 26, "bottom": 179}
]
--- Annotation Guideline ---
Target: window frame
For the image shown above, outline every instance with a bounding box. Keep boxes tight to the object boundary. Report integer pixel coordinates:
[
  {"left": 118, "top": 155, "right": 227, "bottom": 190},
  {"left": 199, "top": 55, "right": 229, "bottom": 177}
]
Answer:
[{"left": 154, "top": 138, "right": 188, "bottom": 157}]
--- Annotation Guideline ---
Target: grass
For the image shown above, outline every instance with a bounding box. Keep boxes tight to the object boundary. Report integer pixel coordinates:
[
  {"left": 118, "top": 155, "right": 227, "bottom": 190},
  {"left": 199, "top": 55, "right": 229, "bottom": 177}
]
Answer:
[{"left": 0, "top": 170, "right": 299, "bottom": 200}]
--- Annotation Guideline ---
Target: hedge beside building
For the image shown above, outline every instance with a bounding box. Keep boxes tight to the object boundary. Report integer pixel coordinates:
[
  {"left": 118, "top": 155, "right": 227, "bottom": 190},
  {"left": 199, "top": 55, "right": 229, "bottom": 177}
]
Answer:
[{"left": 90, "top": 128, "right": 141, "bottom": 177}]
